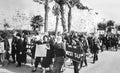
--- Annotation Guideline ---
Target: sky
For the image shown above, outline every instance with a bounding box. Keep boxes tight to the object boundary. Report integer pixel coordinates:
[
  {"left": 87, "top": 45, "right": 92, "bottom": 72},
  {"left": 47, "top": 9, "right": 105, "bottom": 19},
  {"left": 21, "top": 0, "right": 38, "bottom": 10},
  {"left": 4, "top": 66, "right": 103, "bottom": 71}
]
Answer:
[
  {"left": 0, "top": 0, "right": 120, "bottom": 21},
  {"left": 82, "top": 0, "right": 120, "bottom": 22},
  {"left": 0, "top": 0, "right": 120, "bottom": 31}
]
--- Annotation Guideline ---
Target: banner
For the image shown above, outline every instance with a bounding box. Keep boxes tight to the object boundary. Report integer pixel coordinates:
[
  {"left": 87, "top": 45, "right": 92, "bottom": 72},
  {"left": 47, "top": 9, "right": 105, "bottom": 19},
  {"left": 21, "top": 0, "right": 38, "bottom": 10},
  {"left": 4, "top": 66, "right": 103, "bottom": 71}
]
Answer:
[
  {"left": 35, "top": 44, "right": 48, "bottom": 57},
  {"left": 0, "top": 42, "right": 4, "bottom": 53},
  {"left": 66, "top": 45, "right": 83, "bottom": 62}
]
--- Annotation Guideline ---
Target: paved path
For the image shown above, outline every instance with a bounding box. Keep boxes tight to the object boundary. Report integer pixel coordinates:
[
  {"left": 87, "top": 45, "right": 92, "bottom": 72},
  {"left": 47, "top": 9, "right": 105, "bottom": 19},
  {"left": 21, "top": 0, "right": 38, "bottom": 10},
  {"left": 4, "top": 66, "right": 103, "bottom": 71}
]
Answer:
[{"left": 0, "top": 50, "right": 120, "bottom": 73}]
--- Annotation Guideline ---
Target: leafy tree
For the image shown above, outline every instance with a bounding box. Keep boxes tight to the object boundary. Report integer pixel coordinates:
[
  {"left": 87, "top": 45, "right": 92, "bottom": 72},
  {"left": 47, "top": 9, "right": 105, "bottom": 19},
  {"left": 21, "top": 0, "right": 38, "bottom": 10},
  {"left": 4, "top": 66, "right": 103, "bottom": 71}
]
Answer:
[
  {"left": 97, "top": 22, "right": 107, "bottom": 30},
  {"left": 117, "top": 25, "right": 120, "bottom": 31},
  {"left": 30, "top": 15, "right": 43, "bottom": 31},
  {"left": 3, "top": 19, "right": 10, "bottom": 30},
  {"left": 107, "top": 20, "right": 115, "bottom": 26},
  {"left": 33, "top": 0, "right": 53, "bottom": 32}
]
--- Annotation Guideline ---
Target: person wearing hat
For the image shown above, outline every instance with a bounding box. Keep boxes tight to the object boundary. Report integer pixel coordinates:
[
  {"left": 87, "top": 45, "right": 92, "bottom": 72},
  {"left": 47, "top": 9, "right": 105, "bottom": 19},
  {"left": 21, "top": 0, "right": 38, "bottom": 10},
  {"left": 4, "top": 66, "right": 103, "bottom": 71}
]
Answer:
[{"left": 16, "top": 33, "right": 23, "bottom": 67}]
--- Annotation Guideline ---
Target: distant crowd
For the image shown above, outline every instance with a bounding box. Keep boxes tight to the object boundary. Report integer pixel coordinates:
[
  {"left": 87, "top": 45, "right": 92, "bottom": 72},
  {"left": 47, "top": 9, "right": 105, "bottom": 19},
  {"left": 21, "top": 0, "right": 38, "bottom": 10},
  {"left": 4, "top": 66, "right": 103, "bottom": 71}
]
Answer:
[{"left": 0, "top": 31, "right": 119, "bottom": 73}]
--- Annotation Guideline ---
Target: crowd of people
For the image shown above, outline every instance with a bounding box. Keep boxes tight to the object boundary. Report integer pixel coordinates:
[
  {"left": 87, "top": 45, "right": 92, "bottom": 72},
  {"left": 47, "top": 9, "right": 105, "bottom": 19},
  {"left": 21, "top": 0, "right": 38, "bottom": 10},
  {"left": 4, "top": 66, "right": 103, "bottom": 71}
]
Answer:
[{"left": 0, "top": 31, "right": 119, "bottom": 73}]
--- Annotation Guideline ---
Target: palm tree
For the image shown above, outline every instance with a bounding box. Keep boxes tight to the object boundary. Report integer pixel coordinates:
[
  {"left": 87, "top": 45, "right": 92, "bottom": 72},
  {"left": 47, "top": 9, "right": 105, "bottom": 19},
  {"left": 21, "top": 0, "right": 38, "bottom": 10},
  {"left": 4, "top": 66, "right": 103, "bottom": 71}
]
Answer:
[
  {"left": 30, "top": 15, "right": 43, "bottom": 31},
  {"left": 52, "top": 4, "right": 60, "bottom": 35},
  {"left": 55, "top": 0, "right": 67, "bottom": 32},
  {"left": 33, "top": 0, "right": 53, "bottom": 32}
]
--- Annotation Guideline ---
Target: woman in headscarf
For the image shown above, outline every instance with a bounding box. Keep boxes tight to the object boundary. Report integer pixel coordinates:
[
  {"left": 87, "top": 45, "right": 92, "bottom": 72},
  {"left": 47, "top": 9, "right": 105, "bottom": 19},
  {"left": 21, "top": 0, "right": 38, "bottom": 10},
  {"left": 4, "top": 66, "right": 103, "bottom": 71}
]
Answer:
[{"left": 52, "top": 32, "right": 66, "bottom": 73}]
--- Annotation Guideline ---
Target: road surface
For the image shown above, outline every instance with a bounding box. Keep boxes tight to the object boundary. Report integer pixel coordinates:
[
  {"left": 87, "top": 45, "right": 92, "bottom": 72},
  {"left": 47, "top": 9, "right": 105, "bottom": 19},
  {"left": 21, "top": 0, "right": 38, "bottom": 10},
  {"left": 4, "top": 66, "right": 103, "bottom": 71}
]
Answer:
[{"left": 0, "top": 50, "right": 120, "bottom": 73}]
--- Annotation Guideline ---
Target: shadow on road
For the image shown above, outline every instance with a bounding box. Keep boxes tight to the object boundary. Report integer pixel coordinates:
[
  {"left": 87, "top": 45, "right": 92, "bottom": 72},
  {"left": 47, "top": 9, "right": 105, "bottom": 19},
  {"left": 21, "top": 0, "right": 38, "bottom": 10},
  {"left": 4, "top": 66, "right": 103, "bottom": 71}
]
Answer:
[{"left": 0, "top": 63, "right": 52, "bottom": 73}]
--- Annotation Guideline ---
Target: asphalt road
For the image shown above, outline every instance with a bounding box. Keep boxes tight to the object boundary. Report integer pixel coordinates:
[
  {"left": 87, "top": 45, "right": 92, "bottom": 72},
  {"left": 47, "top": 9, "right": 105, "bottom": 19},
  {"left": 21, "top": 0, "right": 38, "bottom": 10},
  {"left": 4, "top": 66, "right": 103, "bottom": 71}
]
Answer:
[{"left": 0, "top": 50, "right": 120, "bottom": 73}]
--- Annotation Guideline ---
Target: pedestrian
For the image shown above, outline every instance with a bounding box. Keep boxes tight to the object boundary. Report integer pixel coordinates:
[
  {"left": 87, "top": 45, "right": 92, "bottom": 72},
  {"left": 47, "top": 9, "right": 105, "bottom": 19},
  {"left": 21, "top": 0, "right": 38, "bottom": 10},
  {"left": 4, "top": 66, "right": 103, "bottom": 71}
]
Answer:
[
  {"left": 80, "top": 35, "right": 88, "bottom": 68},
  {"left": 31, "top": 32, "right": 44, "bottom": 72},
  {"left": 52, "top": 32, "right": 65, "bottom": 73},
  {"left": 92, "top": 37, "right": 99, "bottom": 63},
  {"left": 1, "top": 33, "right": 10, "bottom": 66},
  {"left": 16, "top": 33, "right": 23, "bottom": 67},
  {"left": 71, "top": 33, "right": 82, "bottom": 73},
  {"left": 21, "top": 32, "right": 28, "bottom": 64},
  {"left": 41, "top": 35, "right": 53, "bottom": 73},
  {"left": 11, "top": 34, "right": 17, "bottom": 63},
  {"left": 0, "top": 36, "right": 5, "bottom": 66}
]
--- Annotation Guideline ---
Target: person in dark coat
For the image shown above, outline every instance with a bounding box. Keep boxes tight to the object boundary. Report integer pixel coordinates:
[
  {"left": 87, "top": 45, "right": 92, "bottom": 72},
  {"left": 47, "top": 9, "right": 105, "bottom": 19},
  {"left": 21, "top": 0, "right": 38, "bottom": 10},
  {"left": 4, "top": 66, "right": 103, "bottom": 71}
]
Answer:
[
  {"left": 11, "top": 35, "right": 17, "bottom": 63},
  {"left": 92, "top": 38, "right": 99, "bottom": 63},
  {"left": 114, "top": 35, "right": 118, "bottom": 51},
  {"left": 80, "top": 36, "right": 88, "bottom": 68},
  {"left": 71, "top": 33, "right": 82, "bottom": 73},
  {"left": 21, "top": 32, "right": 28, "bottom": 64},
  {"left": 53, "top": 33, "right": 65, "bottom": 73},
  {"left": 16, "top": 33, "right": 23, "bottom": 67}
]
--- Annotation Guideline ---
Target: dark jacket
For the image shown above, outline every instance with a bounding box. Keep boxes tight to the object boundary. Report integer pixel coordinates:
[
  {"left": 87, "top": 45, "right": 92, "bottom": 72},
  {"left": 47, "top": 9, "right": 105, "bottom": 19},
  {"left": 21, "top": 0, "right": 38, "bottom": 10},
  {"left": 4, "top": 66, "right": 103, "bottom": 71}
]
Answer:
[
  {"left": 4, "top": 38, "right": 10, "bottom": 51},
  {"left": 16, "top": 38, "right": 23, "bottom": 53},
  {"left": 54, "top": 42, "right": 65, "bottom": 57}
]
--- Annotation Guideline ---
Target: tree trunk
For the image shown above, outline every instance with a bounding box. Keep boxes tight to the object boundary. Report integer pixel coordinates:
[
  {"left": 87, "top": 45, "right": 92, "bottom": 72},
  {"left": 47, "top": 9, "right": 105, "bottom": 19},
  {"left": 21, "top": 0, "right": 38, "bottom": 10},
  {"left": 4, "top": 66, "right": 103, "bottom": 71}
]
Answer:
[
  {"left": 60, "top": 5, "right": 66, "bottom": 32},
  {"left": 44, "top": 0, "right": 49, "bottom": 32},
  {"left": 55, "top": 15, "right": 59, "bottom": 35},
  {"left": 68, "top": 6, "right": 72, "bottom": 33}
]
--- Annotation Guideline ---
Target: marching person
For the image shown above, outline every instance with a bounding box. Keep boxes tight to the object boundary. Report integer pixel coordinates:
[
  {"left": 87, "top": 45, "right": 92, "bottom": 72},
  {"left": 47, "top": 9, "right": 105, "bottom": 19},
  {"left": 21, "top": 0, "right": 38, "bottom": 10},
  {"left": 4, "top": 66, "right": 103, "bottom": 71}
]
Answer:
[
  {"left": 41, "top": 35, "right": 53, "bottom": 73},
  {"left": 52, "top": 32, "right": 65, "bottom": 73},
  {"left": 71, "top": 33, "right": 82, "bottom": 73},
  {"left": 21, "top": 31, "right": 28, "bottom": 64},
  {"left": 11, "top": 34, "right": 17, "bottom": 63},
  {"left": 31, "top": 32, "right": 44, "bottom": 72},
  {"left": 80, "top": 35, "right": 88, "bottom": 68},
  {"left": 1, "top": 33, "right": 10, "bottom": 66},
  {"left": 0, "top": 35, "right": 5, "bottom": 66},
  {"left": 92, "top": 37, "right": 99, "bottom": 63},
  {"left": 16, "top": 33, "right": 23, "bottom": 67}
]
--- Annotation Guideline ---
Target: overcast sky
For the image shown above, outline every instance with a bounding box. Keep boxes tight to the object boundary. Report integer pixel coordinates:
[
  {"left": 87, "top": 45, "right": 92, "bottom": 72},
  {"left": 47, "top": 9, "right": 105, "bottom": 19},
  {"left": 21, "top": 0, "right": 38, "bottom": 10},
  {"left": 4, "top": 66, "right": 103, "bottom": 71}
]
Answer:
[
  {"left": 0, "top": 0, "right": 120, "bottom": 22},
  {"left": 82, "top": 0, "right": 120, "bottom": 22},
  {"left": 0, "top": 0, "right": 120, "bottom": 31}
]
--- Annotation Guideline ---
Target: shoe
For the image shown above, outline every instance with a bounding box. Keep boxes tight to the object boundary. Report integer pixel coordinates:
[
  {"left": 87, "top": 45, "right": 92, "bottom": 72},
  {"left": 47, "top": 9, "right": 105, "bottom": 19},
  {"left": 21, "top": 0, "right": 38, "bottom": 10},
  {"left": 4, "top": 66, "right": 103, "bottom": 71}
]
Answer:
[
  {"left": 12, "top": 61, "right": 15, "bottom": 63},
  {"left": 92, "top": 61, "right": 95, "bottom": 64},
  {"left": 31, "top": 69, "right": 37, "bottom": 72},
  {"left": 84, "top": 64, "right": 88, "bottom": 67},
  {"left": 16, "top": 65, "right": 21, "bottom": 67}
]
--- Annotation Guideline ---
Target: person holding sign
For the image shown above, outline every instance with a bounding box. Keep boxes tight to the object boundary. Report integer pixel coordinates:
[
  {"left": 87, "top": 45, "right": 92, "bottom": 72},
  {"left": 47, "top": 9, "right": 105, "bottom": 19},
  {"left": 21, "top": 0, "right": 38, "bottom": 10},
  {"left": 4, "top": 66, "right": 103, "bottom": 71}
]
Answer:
[
  {"left": 32, "top": 32, "right": 45, "bottom": 72},
  {"left": 0, "top": 36, "right": 5, "bottom": 66},
  {"left": 41, "top": 35, "right": 53, "bottom": 73},
  {"left": 71, "top": 33, "right": 82, "bottom": 73},
  {"left": 1, "top": 33, "right": 10, "bottom": 66}
]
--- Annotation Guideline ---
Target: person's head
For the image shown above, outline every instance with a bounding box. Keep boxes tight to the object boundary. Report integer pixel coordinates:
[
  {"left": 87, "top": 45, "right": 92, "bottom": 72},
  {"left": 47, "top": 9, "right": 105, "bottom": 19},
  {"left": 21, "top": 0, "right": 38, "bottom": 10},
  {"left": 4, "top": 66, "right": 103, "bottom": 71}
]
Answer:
[
  {"left": 16, "top": 33, "right": 21, "bottom": 39},
  {"left": 57, "top": 32, "right": 61, "bottom": 36},
  {"left": 81, "top": 35, "right": 85, "bottom": 40},
  {"left": 43, "top": 35, "right": 49, "bottom": 42},
  {"left": 1, "top": 32, "right": 7, "bottom": 39}
]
